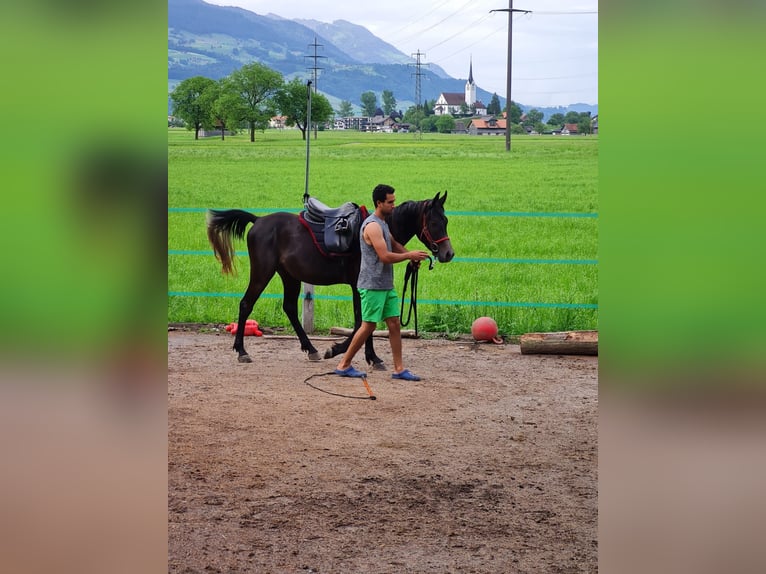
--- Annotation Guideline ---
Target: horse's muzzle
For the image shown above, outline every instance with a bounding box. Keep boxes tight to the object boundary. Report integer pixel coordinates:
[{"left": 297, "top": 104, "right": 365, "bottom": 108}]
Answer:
[{"left": 436, "top": 240, "right": 455, "bottom": 263}]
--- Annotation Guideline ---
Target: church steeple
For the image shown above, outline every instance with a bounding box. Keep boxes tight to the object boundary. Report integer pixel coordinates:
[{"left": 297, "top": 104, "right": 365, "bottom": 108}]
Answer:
[{"left": 465, "top": 57, "right": 476, "bottom": 107}]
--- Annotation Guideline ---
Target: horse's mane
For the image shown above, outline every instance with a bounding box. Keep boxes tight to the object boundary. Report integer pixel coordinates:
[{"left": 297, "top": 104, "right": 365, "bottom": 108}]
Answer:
[
  {"left": 390, "top": 199, "right": 426, "bottom": 223},
  {"left": 386, "top": 198, "right": 429, "bottom": 246}
]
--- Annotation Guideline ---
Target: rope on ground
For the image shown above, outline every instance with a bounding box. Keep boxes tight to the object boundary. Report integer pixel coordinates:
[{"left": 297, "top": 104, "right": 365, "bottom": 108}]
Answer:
[{"left": 303, "top": 372, "right": 376, "bottom": 400}]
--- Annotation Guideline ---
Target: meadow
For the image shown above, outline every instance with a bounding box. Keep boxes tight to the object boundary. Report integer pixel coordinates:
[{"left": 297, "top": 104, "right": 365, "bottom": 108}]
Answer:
[{"left": 168, "top": 128, "right": 598, "bottom": 338}]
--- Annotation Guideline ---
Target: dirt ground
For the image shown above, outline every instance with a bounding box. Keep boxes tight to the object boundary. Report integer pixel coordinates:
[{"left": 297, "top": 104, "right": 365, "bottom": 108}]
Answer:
[{"left": 168, "top": 329, "right": 598, "bottom": 573}]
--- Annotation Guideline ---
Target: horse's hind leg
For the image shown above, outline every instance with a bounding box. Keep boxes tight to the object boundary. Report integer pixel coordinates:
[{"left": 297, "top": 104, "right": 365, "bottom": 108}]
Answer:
[
  {"left": 279, "top": 273, "right": 321, "bottom": 361},
  {"left": 234, "top": 278, "right": 269, "bottom": 363}
]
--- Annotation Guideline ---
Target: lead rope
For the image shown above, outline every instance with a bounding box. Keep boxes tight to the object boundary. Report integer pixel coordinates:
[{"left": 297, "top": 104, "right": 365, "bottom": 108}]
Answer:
[{"left": 400, "top": 257, "right": 433, "bottom": 336}]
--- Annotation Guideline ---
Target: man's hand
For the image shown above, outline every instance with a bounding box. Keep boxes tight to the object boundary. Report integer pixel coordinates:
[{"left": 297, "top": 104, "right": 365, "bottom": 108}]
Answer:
[{"left": 409, "top": 250, "right": 429, "bottom": 264}]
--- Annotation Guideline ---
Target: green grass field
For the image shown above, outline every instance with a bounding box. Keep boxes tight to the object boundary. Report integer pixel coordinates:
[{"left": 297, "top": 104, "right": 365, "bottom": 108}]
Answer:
[{"left": 168, "top": 128, "right": 598, "bottom": 338}]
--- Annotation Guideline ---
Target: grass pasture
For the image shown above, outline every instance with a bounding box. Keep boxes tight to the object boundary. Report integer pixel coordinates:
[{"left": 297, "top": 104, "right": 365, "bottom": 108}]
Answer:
[{"left": 168, "top": 128, "right": 598, "bottom": 338}]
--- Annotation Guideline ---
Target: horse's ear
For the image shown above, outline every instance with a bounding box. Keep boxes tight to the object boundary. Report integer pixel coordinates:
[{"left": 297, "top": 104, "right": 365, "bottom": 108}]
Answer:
[{"left": 440, "top": 190, "right": 448, "bottom": 206}]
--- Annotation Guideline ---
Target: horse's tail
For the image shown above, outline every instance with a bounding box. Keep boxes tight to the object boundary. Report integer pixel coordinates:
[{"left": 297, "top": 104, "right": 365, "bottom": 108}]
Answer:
[{"left": 206, "top": 209, "right": 258, "bottom": 275}]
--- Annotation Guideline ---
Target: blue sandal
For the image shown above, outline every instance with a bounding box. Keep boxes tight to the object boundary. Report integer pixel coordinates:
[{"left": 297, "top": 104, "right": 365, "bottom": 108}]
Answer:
[
  {"left": 334, "top": 366, "right": 367, "bottom": 378},
  {"left": 392, "top": 369, "right": 421, "bottom": 381}
]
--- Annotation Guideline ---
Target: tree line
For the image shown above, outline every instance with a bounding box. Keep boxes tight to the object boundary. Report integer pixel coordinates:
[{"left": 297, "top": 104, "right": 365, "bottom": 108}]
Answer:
[
  {"left": 171, "top": 62, "right": 594, "bottom": 138},
  {"left": 170, "top": 63, "right": 333, "bottom": 141}
]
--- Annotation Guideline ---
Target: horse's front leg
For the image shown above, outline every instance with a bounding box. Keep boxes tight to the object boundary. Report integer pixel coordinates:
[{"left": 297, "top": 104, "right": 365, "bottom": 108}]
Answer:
[
  {"left": 363, "top": 333, "right": 386, "bottom": 371},
  {"left": 281, "top": 275, "right": 321, "bottom": 361}
]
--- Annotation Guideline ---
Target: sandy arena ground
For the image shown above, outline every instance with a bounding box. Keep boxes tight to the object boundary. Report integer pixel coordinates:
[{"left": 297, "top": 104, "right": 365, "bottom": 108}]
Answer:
[{"left": 168, "top": 329, "right": 598, "bottom": 573}]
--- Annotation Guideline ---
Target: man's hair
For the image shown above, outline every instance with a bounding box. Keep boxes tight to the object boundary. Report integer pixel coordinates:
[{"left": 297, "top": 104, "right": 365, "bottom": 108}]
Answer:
[{"left": 372, "top": 184, "right": 395, "bottom": 206}]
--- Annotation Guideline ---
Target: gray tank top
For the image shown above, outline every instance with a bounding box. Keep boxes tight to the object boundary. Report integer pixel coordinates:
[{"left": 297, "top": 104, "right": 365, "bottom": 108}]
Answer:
[{"left": 357, "top": 214, "right": 394, "bottom": 290}]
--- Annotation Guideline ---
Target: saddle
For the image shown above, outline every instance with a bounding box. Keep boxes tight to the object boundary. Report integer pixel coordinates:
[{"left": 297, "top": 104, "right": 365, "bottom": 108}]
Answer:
[{"left": 300, "top": 197, "right": 365, "bottom": 255}]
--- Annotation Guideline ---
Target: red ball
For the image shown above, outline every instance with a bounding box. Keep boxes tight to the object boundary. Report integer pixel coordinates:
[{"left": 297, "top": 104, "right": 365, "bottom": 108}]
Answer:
[{"left": 471, "top": 316, "right": 498, "bottom": 341}]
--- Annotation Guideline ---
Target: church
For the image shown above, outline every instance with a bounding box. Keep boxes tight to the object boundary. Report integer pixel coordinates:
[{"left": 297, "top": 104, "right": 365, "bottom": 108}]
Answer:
[{"left": 433, "top": 59, "right": 487, "bottom": 116}]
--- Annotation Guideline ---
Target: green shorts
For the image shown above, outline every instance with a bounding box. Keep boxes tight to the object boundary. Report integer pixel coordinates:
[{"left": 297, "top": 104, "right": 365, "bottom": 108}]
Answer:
[{"left": 359, "top": 288, "right": 399, "bottom": 323}]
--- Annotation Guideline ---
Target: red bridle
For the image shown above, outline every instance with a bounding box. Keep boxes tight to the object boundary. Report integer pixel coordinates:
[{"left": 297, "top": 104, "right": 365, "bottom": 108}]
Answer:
[{"left": 419, "top": 210, "right": 450, "bottom": 254}]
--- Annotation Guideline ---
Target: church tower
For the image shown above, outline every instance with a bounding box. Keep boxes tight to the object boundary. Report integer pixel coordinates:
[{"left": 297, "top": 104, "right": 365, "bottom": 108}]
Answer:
[{"left": 465, "top": 57, "right": 476, "bottom": 107}]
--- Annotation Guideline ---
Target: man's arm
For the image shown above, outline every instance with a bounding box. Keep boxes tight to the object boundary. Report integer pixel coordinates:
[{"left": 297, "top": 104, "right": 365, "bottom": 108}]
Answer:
[
  {"left": 390, "top": 237, "right": 408, "bottom": 254},
  {"left": 365, "top": 221, "right": 428, "bottom": 264}
]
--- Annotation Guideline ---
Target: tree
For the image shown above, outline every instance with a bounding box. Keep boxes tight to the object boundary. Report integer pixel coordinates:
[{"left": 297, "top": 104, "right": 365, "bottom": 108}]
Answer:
[
  {"left": 507, "top": 100, "right": 523, "bottom": 124},
  {"left": 487, "top": 93, "right": 502, "bottom": 116},
  {"left": 548, "top": 113, "right": 565, "bottom": 127},
  {"left": 564, "top": 111, "right": 581, "bottom": 124},
  {"left": 274, "top": 78, "right": 333, "bottom": 140},
  {"left": 460, "top": 102, "right": 469, "bottom": 116},
  {"left": 382, "top": 90, "right": 396, "bottom": 115},
  {"left": 524, "top": 109, "right": 544, "bottom": 126},
  {"left": 360, "top": 91, "right": 377, "bottom": 117},
  {"left": 420, "top": 116, "right": 437, "bottom": 132},
  {"left": 170, "top": 76, "right": 216, "bottom": 139},
  {"left": 577, "top": 118, "right": 593, "bottom": 135},
  {"left": 199, "top": 79, "right": 244, "bottom": 141},
  {"left": 402, "top": 105, "right": 426, "bottom": 129},
  {"left": 435, "top": 115, "right": 455, "bottom": 133},
  {"left": 337, "top": 100, "right": 354, "bottom": 117},
  {"left": 227, "top": 62, "right": 283, "bottom": 142}
]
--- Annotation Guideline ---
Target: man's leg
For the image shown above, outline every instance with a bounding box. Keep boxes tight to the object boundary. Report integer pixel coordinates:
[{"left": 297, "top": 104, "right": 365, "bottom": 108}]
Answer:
[
  {"left": 384, "top": 316, "right": 403, "bottom": 373},
  {"left": 336, "top": 321, "right": 376, "bottom": 371}
]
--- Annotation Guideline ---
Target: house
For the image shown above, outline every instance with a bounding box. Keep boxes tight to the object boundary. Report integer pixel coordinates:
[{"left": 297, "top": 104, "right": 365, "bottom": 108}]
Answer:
[
  {"left": 561, "top": 123, "right": 579, "bottom": 135},
  {"left": 468, "top": 117, "right": 507, "bottom": 136},
  {"left": 434, "top": 58, "right": 488, "bottom": 117},
  {"left": 335, "top": 116, "right": 368, "bottom": 131},
  {"left": 591, "top": 114, "right": 598, "bottom": 134},
  {"left": 452, "top": 120, "right": 468, "bottom": 135},
  {"left": 199, "top": 119, "right": 234, "bottom": 137},
  {"left": 434, "top": 92, "right": 465, "bottom": 116},
  {"left": 269, "top": 116, "right": 288, "bottom": 130}
]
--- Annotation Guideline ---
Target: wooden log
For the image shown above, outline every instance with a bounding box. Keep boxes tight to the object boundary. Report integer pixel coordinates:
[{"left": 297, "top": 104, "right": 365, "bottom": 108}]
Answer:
[
  {"left": 330, "top": 327, "right": 418, "bottom": 339},
  {"left": 520, "top": 330, "right": 598, "bottom": 356}
]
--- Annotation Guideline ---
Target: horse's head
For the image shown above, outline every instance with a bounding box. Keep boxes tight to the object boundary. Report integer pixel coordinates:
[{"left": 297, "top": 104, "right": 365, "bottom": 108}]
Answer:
[{"left": 419, "top": 191, "right": 454, "bottom": 263}]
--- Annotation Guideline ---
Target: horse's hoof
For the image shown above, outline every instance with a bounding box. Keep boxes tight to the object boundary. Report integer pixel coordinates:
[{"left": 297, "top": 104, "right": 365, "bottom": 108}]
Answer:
[
  {"left": 308, "top": 352, "right": 321, "bottom": 362},
  {"left": 323, "top": 348, "right": 334, "bottom": 360},
  {"left": 372, "top": 361, "right": 386, "bottom": 371},
  {"left": 238, "top": 354, "right": 252, "bottom": 363}
]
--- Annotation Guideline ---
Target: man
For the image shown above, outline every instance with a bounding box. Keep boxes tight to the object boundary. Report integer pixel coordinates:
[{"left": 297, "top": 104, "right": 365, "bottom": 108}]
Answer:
[{"left": 335, "top": 184, "right": 430, "bottom": 381}]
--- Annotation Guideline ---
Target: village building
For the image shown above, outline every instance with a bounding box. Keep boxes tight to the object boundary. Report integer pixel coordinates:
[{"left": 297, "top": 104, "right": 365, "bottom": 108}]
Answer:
[
  {"left": 467, "top": 116, "right": 507, "bottom": 136},
  {"left": 434, "top": 59, "right": 488, "bottom": 117}
]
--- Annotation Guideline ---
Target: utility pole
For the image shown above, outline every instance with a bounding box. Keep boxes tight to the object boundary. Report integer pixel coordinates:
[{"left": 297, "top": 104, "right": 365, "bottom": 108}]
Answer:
[
  {"left": 305, "top": 37, "right": 325, "bottom": 139},
  {"left": 409, "top": 50, "right": 428, "bottom": 124},
  {"left": 491, "top": 1, "right": 531, "bottom": 152}
]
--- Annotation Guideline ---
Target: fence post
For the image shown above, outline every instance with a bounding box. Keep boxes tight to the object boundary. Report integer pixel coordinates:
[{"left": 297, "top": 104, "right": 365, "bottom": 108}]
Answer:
[{"left": 302, "top": 283, "right": 314, "bottom": 333}]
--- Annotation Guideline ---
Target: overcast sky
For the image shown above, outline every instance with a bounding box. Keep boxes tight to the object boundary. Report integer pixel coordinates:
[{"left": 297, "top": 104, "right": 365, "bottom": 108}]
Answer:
[{"left": 204, "top": 0, "right": 597, "bottom": 107}]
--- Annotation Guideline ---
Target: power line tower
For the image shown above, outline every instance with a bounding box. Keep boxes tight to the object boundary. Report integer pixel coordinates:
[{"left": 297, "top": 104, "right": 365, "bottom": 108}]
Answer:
[
  {"left": 409, "top": 49, "right": 428, "bottom": 112},
  {"left": 304, "top": 36, "right": 326, "bottom": 139}
]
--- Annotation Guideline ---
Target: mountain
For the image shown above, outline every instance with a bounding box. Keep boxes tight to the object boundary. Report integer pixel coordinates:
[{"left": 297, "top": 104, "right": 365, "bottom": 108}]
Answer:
[
  {"left": 294, "top": 18, "right": 452, "bottom": 79},
  {"left": 168, "top": 0, "right": 596, "bottom": 118}
]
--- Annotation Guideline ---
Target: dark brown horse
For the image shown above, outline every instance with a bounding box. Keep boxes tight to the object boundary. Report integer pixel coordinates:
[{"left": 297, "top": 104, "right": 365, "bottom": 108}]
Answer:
[{"left": 207, "top": 191, "right": 454, "bottom": 364}]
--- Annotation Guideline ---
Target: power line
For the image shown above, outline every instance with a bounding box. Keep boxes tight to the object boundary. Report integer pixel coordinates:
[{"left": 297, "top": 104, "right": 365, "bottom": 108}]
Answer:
[
  {"left": 395, "top": 0, "right": 476, "bottom": 46},
  {"left": 384, "top": 0, "right": 454, "bottom": 41},
  {"left": 423, "top": 12, "right": 494, "bottom": 53}
]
